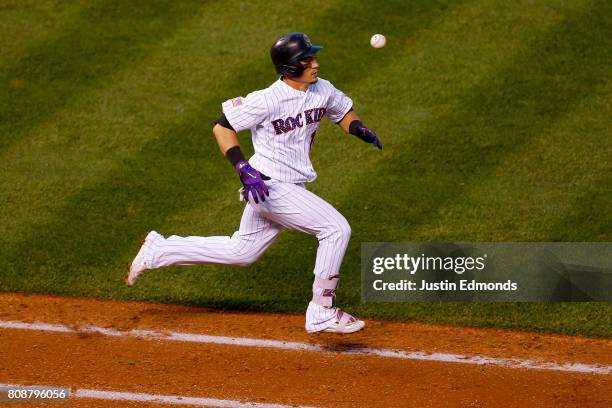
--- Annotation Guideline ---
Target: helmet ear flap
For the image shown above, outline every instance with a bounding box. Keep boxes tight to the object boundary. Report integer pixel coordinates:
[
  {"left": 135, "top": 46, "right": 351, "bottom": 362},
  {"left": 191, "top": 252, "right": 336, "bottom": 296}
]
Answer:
[{"left": 278, "top": 61, "right": 305, "bottom": 78}]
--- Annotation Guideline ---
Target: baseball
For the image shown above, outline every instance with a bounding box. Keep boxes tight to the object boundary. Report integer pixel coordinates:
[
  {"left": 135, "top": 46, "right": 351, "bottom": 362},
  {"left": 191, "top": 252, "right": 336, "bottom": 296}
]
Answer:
[{"left": 370, "top": 34, "right": 386, "bottom": 48}]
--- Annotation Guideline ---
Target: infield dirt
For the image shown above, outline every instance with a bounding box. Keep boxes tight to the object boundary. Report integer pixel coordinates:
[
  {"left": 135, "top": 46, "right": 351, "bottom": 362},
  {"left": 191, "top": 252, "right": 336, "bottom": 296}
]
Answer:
[{"left": 0, "top": 293, "right": 610, "bottom": 407}]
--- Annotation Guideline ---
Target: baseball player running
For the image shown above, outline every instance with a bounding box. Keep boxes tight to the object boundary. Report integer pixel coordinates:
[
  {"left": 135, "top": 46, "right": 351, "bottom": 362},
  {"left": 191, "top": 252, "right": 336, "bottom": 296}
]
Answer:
[{"left": 126, "top": 32, "right": 382, "bottom": 334}]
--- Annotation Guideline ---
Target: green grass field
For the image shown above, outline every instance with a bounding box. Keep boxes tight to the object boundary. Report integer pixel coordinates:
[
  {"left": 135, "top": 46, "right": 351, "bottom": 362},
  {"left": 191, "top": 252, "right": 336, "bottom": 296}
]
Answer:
[{"left": 1, "top": 0, "right": 611, "bottom": 337}]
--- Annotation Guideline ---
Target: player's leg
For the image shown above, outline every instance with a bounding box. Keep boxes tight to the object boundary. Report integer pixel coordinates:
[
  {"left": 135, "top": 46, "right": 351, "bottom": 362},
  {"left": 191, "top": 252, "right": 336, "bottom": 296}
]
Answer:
[
  {"left": 252, "top": 182, "right": 363, "bottom": 333},
  {"left": 126, "top": 205, "right": 283, "bottom": 285}
]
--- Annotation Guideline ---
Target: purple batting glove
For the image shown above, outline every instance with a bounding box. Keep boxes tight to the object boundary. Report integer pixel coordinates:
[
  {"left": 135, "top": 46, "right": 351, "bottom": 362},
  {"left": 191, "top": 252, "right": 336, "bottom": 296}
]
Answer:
[
  {"left": 235, "top": 160, "right": 269, "bottom": 204},
  {"left": 357, "top": 125, "right": 382, "bottom": 150}
]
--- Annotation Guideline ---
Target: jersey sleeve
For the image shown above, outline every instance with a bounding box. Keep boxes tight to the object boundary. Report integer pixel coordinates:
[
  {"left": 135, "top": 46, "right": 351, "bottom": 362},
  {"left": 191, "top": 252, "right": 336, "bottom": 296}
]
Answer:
[
  {"left": 325, "top": 83, "right": 353, "bottom": 123},
  {"left": 221, "top": 91, "right": 267, "bottom": 133}
]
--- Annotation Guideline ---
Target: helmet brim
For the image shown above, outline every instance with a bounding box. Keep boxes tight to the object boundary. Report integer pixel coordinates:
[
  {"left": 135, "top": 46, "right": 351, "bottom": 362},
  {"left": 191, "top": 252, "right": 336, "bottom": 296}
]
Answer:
[{"left": 303, "top": 44, "right": 323, "bottom": 57}]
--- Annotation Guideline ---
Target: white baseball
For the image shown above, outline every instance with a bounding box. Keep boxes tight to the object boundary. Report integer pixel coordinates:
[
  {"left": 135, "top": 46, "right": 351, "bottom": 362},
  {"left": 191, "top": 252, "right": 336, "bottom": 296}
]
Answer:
[{"left": 370, "top": 34, "right": 386, "bottom": 48}]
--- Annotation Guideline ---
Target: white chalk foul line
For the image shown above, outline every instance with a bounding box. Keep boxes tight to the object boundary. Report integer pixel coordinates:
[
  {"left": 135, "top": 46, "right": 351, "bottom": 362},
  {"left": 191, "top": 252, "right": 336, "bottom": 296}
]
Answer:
[
  {"left": 1, "top": 320, "right": 610, "bottom": 375},
  {"left": 75, "top": 388, "right": 315, "bottom": 407},
  {"left": 0, "top": 383, "right": 313, "bottom": 408}
]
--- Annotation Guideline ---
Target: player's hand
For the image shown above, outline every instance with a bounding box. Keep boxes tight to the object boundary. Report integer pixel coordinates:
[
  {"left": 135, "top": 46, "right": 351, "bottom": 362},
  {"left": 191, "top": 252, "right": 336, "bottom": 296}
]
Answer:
[
  {"left": 356, "top": 125, "right": 382, "bottom": 150},
  {"left": 235, "top": 160, "right": 270, "bottom": 204}
]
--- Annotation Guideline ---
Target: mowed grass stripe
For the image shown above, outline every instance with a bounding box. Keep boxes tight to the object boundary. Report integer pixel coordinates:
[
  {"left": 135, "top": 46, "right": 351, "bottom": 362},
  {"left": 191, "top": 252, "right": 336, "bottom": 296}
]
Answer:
[
  {"left": 540, "top": 74, "right": 612, "bottom": 242},
  {"left": 408, "top": 0, "right": 612, "bottom": 242},
  {"left": 414, "top": 75, "right": 612, "bottom": 242},
  {"left": 0, "top": 0, "right": 210, "bottom": 152},
  {"left": 0, "top": 0, "right": 284, "bottom": 244},
  {"left": 337, "top": 0, "right": 610, "bottom": 242},
  {"left": 0, "top": 0, "right": 359, "bottom": 244},
  {"left": 312, "top": 0, "right": 575, "bottom": 232},
  {"left": 0, "top": 1, "right": 83, "bottom": 67},
  {"left": 543, "top": 79, "right": 612, "bottom": 243}
]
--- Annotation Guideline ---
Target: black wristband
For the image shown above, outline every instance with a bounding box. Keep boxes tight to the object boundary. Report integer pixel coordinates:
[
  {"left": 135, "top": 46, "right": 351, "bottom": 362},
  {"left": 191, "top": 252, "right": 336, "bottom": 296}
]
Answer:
[
  {"left": 348, "top": 119, "right": 364, "bottom": 136},
  {"left": 225, "top": 146, "right": 246, "bottom": 167}
]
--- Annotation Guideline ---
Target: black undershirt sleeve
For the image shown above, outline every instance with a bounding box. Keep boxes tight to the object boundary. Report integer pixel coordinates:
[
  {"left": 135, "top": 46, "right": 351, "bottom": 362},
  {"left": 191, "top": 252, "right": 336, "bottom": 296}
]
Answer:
[
  {"left": 214, "top": 113, "right": 235, "bottom": 132},
  {"left": 335, "top": 107, "right": 354, "bottom": 124}
]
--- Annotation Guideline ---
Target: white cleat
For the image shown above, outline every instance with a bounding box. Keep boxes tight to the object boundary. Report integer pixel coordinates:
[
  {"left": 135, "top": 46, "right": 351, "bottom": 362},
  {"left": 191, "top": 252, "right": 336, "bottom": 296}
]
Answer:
[
  {"left": 320, "top": 309, "right": 365, "bottom": 334},
  {"left": 125, "top": 231, "right": 158, "bottom": 287}
]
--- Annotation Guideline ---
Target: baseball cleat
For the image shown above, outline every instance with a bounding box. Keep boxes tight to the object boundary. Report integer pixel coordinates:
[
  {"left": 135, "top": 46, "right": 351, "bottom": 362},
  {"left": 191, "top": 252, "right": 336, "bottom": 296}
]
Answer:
[
  {"left": 321, "top": 309, "right": 365, "bottom": 334},
  {"left": 125, "top": 231, "right": 157, "bottom": 287}
]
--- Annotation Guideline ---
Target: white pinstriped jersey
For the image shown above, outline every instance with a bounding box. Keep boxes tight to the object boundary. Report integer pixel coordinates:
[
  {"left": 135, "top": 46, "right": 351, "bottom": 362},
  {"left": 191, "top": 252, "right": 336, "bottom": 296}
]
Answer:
[{"left": 222, "top": 77, "right": 353, "bottom": 183}]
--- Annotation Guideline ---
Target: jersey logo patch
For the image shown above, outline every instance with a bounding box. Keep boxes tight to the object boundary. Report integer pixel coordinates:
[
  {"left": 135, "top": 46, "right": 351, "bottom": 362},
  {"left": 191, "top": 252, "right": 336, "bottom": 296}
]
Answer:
[
  {"left": 271, "top": 107, "right": 327, "bottom": 135},
  {"left": 231, "top": 97, "right": 243, "bottom": 107}
]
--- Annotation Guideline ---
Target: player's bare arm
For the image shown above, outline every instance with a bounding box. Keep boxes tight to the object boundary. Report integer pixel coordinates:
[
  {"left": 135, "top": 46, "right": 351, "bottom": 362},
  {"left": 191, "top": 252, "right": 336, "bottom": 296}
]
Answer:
[
  {"left": 338, "top": 110, "right": 360, "bottom": 133},
  {"left": 213, "top": 122, "right": 269, "bottom": 204},
  {"left": 212, "top": 123, "right": 240, "bottom": 155}
]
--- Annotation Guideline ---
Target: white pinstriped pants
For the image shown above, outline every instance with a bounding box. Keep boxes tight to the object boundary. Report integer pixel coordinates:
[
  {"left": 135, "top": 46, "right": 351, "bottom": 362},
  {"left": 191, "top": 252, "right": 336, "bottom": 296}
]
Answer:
[{"left": 144, "top": 181, "right": 351, "bottom": 332}]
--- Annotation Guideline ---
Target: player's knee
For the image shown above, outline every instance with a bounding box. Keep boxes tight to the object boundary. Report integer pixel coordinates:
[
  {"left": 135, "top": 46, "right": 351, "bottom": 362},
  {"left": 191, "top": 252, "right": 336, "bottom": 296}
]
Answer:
[
  {"left": 228, "top": 250, "right": 255, "bottom": 266},
  {"left": 320, "top": 217, "right": 351, "bottom": 245},
  {"left": 231, "top": 245, "right": 262, "bottom": 267},
  {"left": 338, "top": 218, "right": 351, "bottom": 243}
]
